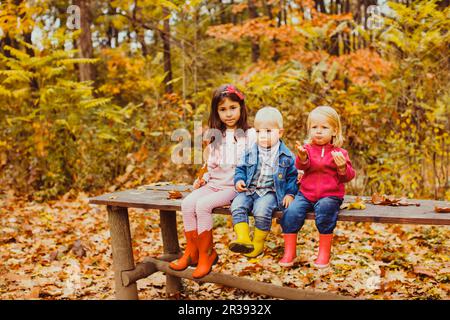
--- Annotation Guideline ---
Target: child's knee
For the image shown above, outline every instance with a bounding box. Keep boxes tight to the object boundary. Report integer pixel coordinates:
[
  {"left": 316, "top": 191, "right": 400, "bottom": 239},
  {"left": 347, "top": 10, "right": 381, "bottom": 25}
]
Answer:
[
  {"left": 195, "top": 198, "right": 215, "bottom": 214},
  {"left": 181, "top": 197, "right": 196, "bottom": 213},
  {"left": 280, "top": 215, "right": 303, "bottom": 234},
  {"left": 315, "top": 216, "right": 337, "bottom": 234},
  {"left": 315, "top": 197, "right": 341, "bottom": 212},
  {"left": 281, "top": 201, "right": 304, "bottom": 221},
  {"left": 230, "top": 200, "right": 241, "bottom": 213},
  {"left": 231, "top": 194, "right": 250, "bottom": 213}
]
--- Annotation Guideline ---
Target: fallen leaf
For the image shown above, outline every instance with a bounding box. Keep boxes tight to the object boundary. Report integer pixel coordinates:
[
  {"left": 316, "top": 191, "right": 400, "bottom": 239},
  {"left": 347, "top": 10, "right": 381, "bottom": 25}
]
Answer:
[
  {"left": 133, "top": 144, "right": 149, "bottom": 163},
  {"left": 167, "top": 190, "right": 183, "bottom": 200},
  {"left": 371, "top": 193, "right": 420, "bottom": 206},
  {"left": 438, "top": 267, "right": 450, "bottom": 275},
  {"left": 71, "top": 240, "right": 86, "bottom": 258},
  {"left": 413, "top": 265, "right": 436, "bottom": 278},
  {"left": 0, "top": 237, "right": 16, "bottom": 244},
  {"left": 341, "top": 197, "right": 366, "bottom": 210},
  {"left": 439, "top": 283, "right": 450, "bottom": 292},
  {"left": 4, "top": 273, "right": 30, "bottom": 282},
  {"left": 29, "top": 287, "right": 40, "bottom": 299},
  {"left": 49, "top": 250, "right": 58, "bottom": 261},
  {"left": 434, "top": 206, "right": 450, "bottom": 213},
  {"left": 146, "top": 181, "right": 171, "bottom": 187}
]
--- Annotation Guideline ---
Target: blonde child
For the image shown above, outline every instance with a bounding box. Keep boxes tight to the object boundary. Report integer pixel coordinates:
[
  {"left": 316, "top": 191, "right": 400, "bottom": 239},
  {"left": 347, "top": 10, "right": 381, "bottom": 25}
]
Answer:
[
  {"left": 229, "top": 107, "right": 298, "bottom": 258},
  {"left": 279, "top": 106, "right": 355, "bottom": 268}
]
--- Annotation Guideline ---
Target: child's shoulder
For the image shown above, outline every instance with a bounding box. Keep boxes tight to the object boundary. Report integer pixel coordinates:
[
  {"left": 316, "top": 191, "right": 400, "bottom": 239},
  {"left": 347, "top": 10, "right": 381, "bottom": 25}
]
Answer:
[
  {"left": 245, "top": 127, "right": 257, "bottom": 142},
  {"left": 246, "top": 127, "right": 256, "bottom": 134},
  {"left": 243, "top": 140, "right": 258, "bottom": 156},
  {"left": 279, "top": 140, "right": 296, "bottom": 158}
]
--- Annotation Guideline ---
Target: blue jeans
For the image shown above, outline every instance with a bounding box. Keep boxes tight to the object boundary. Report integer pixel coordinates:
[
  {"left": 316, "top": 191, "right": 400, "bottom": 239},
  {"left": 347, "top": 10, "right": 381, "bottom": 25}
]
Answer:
[
  {"left": 281, "top": 192, "right": 343, "bottom": 234},
  {"left": 231, "top": 192, "right": 278, "bottom": 231}
]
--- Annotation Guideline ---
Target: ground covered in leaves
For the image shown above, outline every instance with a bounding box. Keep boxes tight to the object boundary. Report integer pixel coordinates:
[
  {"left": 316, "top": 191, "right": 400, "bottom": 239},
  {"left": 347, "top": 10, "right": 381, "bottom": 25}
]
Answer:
[{"left": 0, "top": 192, "right": 449, "bottom": 300}]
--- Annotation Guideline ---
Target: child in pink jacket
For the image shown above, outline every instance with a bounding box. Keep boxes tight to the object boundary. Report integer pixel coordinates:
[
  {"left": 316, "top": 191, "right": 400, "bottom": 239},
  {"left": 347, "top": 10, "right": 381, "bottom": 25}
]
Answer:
[{"left": 279, "top": 106, "right": 355, "bottom": 268}]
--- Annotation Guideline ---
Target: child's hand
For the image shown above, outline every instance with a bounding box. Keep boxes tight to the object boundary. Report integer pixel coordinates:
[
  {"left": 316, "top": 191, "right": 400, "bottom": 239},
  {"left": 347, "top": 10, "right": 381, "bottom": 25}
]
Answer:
[
  {"left": 193, "top": 178, "right": 206, "bottom": 189},
  {"left": 297, "top": 170, "right": 304, "bottom": 185},
  {"left": 283, "top": 195, "right": 294, "bottom": 208},
  {"left": 296, "top": 141, "right": 308, "bottom": 162},
  {"left": 331, "top": 151, "right": 347, "bottom": 173},
  {"left": 235, "top": 180, "right": 248, "bottom": 192}
]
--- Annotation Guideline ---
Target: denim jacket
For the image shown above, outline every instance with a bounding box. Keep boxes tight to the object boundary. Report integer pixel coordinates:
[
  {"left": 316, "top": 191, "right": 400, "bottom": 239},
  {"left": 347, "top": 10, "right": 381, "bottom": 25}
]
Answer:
[{"left": 234, "top": 140, "right": 299, "bottom": 208}]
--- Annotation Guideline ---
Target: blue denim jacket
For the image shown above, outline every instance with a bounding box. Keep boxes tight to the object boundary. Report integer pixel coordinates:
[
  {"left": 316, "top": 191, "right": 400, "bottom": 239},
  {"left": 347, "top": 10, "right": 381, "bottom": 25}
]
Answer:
[{"left": 234, "top": 140, "right": 299, "bottom": 208}]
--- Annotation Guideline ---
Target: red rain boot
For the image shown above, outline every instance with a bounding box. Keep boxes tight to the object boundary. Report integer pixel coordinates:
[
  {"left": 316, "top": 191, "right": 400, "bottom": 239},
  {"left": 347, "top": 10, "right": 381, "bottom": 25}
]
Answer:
[
  {"left": 313, "top": 234, "right": 333, "bottom": 268},
  {"left": 169, "top": 230, "right": 198, "bottom": 271},
  {"left": 192, "top": 229, "right": 219, "bottom": 278},
  {"left": 279, "top": 233, "right": 297, "bottom": 267}
]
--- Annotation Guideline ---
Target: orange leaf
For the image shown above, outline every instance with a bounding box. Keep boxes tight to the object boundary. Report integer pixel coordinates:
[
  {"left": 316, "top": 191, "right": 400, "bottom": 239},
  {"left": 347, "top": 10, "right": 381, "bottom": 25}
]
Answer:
[
  {"left": 434, "top": 206, "right": 450, "bottom": 213},
  {"left": 29, "top": 287, "right": 40, "bottom": 299},
  {"left": 413, "top": 266, "right": 436, "bottom": 278},
  {"left": 167, "top": 190, "right": 183, "bottom": 199}
]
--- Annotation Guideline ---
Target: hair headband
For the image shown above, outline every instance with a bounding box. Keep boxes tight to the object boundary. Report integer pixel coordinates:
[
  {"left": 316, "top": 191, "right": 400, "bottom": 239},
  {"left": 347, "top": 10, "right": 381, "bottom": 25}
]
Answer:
[{"left": 222, "top": 85, "right": 245, "bottom": 100}]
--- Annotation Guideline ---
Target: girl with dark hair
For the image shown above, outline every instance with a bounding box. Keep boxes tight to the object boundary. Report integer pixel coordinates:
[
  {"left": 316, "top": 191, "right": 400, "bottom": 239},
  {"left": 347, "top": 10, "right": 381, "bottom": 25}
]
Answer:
[{"left": 169, "top": 84, "right": 256, "bottom": 278}]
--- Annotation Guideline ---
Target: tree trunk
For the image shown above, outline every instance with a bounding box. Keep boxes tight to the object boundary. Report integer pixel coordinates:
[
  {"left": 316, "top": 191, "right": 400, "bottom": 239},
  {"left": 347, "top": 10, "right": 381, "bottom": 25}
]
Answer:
[
  {"left": 219, "top": 0, "right": 226, "bottom": 24},
  {"left": 315, "top": 0, "right": 327, "bottom": 13},
  {"left": 248, "top": 0, "right": 260, "bottom": 62},
  {"left": 262, "top": 0, "right": 279, "bottom": 61},
  {"left": 161, "top": 7, "right": 173, "bottom": 93},
  {"left": 231, "top": 0, "right": 238, "bottom": 24},
  {"left": 262, "top": 0, "right": 273, "bottom": 19},
  {"left": 193, "top": 7, "right": 199, "bottom": 96},
  {"left": 74, "top": 0, "right": 95, "bottom": 82},
  {"left": 107, "top": 3, "right": 117, "bottom": 48}
]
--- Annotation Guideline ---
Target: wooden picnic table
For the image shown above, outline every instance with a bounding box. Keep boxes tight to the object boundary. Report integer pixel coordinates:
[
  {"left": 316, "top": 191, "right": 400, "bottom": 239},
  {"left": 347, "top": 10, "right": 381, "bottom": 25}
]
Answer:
[{"left": 88, "top": 183, "right": 450, "bottom": 300}]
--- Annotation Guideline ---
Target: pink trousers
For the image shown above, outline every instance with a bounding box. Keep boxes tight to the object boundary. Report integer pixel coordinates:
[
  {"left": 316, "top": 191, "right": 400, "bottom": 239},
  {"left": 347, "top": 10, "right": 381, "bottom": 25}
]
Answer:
[{"left": 181, "top": 184, "right": 237, "bottom": 234}]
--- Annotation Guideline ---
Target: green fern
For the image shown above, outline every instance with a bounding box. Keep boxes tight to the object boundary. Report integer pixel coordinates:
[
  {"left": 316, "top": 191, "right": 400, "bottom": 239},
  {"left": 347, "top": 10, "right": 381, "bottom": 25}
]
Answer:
[{"left": 80, "top": 97, "right": 112, "bottom": 109}]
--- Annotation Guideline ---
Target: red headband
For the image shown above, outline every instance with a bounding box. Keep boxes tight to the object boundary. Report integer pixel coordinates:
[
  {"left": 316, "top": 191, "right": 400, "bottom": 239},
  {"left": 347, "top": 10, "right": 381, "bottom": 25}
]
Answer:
[{"left": 223, "top": 85, "right": 245, "bottom": 100}]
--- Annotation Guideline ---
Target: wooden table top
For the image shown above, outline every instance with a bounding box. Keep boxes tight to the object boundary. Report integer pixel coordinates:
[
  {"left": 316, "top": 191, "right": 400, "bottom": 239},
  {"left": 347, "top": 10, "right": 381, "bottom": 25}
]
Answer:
[{"left": 89, "top": 184, "right": 450, "bottom": 225}]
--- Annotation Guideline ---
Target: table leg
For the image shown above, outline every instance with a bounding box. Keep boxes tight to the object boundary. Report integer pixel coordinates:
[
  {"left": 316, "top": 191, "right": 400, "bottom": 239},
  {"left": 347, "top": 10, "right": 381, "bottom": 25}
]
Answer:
[
  {"left": 107, "top": 205, "right": 139, "bottom": 300},
  {"left": 159, "top": 210, "right": 183, "bottom": 295}
]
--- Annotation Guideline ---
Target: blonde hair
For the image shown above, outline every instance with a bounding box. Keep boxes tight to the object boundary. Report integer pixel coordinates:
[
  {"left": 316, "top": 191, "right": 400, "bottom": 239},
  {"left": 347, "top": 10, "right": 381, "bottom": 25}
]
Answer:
[
  {"left": 254, "top": 106, "right": 283, "bottom": 129},
  {"left": 305, "top": 106, "right": 344, "bottom": 147}
]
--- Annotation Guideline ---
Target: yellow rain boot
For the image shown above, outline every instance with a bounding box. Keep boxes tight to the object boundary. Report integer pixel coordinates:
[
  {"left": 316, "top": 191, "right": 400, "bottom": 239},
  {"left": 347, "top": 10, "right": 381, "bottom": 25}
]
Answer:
[
  {"left": 228, "top": 222, "right": 254, "bottom": 254},
  {"left": 244, "top": 228, "right": 269, "bottom": 258}
]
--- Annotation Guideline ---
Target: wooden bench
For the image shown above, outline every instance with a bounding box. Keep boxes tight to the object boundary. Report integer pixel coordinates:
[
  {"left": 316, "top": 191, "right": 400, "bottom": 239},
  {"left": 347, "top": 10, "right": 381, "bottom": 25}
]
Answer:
[{"left": 88, "top": 184, "right": 450, "bottom": 300}]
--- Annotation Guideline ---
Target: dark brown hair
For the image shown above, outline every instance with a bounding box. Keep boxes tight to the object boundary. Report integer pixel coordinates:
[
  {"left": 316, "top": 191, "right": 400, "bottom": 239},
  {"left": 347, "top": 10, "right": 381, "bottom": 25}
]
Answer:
[{"left": 206, "top": 84, "right": 249, "bottom": 146}]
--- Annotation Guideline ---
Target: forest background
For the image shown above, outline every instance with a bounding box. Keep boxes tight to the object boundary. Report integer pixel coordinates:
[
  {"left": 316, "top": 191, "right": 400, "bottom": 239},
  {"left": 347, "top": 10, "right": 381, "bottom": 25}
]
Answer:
[{"left": 0, "top": 0, "right": 449, "bottom": 300}]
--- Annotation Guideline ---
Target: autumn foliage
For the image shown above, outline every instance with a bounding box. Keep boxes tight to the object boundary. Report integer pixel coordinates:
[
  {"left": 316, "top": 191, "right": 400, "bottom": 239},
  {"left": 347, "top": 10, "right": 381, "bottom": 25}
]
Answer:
[
  {"left": 0, "top": 0, "right": 448, "bottom": 201},
  {"left": 0, "top": 0, "right": 449, "bottom": 301}
]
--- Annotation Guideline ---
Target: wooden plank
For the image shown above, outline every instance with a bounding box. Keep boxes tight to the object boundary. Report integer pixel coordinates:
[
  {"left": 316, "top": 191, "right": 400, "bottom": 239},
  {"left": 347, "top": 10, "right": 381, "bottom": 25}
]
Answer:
[
  {"left": 89, "top": 186, "right": 450, "bottom": 225},
  {"left": 123, "top": 257, "right": 354, "bottom": 300}
]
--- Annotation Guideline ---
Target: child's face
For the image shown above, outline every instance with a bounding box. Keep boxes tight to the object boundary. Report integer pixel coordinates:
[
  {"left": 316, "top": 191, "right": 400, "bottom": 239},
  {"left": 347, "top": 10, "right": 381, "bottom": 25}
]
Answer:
[
  {"left": 309, "top": 113, "right": 336, "bottom": 145},
  {"left": 218, "top": 98, "right": 241, "bottom": 129},
  {"left": 255, "top": 119, "right": 283, "bottom": 148}
]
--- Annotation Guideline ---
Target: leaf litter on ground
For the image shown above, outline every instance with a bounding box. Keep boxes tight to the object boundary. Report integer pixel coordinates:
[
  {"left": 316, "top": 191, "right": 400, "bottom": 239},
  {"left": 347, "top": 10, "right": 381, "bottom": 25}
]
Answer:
[{"left": 0, "top": 192, "right": 448, "bottom": 300}]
